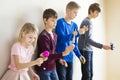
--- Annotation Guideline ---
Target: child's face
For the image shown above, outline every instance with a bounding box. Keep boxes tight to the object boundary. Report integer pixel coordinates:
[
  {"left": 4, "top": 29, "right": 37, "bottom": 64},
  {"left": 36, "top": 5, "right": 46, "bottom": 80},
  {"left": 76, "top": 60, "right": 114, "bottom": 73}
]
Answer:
[
  {"left": 44, "top": 17, "right": 57, "bottom": 29},
  {"left": 67, "top": 8, "right": 79, "bottom": 20},
  {"left": 90, "top": 10, "right": 100, "bottom": 18},
  {"left": 23, "top": 32, "right": 37, "bottom": 46}
]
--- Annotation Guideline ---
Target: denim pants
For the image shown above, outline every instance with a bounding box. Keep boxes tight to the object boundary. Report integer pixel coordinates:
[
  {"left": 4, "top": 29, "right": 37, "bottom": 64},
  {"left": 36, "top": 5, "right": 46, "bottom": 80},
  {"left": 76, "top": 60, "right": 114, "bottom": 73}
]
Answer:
[
  {"left": 37, "top": 70, "right": 59, "bottom": 80},
  {"left": 56, "top": 61, "right": 73, "bottom": 80},
  {"left": 80, "top": 50, "right": 93, "bottom": 80}
]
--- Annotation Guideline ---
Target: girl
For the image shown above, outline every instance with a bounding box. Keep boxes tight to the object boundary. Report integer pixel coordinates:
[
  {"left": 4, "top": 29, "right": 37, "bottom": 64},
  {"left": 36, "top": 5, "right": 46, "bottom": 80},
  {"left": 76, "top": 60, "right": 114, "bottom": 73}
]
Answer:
[{"left": 1, "top": 23, "right": 44, "bottom": 80}]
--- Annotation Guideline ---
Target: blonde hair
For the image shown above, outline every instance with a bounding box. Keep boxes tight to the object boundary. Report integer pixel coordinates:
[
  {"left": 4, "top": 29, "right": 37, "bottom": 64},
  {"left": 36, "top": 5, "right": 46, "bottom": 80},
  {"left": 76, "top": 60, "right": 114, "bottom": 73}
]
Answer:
[
  {"left": 66, "top": 1, "right": 80, "bottom": 10},
  {"left": 18, "top": 23, "right": 38, "bottom": 47}
]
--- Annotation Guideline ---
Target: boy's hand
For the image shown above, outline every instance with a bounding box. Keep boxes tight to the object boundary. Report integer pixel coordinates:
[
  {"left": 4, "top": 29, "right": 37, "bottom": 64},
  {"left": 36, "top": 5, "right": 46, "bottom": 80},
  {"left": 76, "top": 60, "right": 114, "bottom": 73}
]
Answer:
[
  {"left": 62, "top": 45, "right": 75, "bottom": 56},
  {"left": 73, "top": 30, "right": 77, "bottom": 36},
  {"left": 59, "top": 59, "right": 68, "bottom": 67},
  {"left": 103, "top": 45, "right": 111, "bottom": 50},
  {"left": 79, "top": 25, "right": 88, "bottom": 34},
  {"left": 83, "top": 25, "right": 88, "bottom": 31},
  {"left": 79, "top": 56, "right": 86, "bottom": 64}
]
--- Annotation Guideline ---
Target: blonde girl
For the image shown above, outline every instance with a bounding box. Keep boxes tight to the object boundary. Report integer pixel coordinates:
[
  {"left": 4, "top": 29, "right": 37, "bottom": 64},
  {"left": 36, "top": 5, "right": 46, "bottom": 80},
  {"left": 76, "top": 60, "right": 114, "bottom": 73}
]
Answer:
[{"left": 1, "top": 23, "right": 44, "bottom": 80}]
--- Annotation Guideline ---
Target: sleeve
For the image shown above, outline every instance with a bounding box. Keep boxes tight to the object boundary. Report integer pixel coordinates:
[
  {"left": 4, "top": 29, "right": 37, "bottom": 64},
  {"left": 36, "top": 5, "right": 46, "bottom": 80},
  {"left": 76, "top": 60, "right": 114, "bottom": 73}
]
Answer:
[
  {"left": 55, "top": 20, "right": 73, "bottom": 44},
  {"left": 87, "top": 39, "right": 103, "bottom": 48},
  {"left": 81, "top": 19, "right": 103, "bottom": 49},
  {"left": 11, "top": 43, "right": 21, "bottom": 56},
  {"left": 49, "top": 52, "right": 63, "bottom": 60},
  {"left": 73, "top": 37, "right": 82, "bottom": 58},
  {"left": 73, "top": 45, "right": 82, "bottom": 58}
]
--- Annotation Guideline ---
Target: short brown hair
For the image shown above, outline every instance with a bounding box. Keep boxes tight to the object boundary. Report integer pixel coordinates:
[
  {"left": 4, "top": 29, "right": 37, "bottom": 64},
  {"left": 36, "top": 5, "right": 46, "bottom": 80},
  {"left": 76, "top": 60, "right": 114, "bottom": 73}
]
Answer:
[
  {"left": 88, "top": 3, "right": 101, "bottom": 14},
  {"left": 43, "top": 8, "right": 58, "bottom": 20},
  {"left": 66, "top": 1, "right": 80, "bottom": 10}
]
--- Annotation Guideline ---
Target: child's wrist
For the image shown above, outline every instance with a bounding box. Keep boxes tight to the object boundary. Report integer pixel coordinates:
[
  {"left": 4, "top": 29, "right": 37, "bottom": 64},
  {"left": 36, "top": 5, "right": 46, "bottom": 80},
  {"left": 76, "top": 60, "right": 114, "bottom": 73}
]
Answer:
[{"left": 62, "top": 51, "right": 66, "bottom": 56}]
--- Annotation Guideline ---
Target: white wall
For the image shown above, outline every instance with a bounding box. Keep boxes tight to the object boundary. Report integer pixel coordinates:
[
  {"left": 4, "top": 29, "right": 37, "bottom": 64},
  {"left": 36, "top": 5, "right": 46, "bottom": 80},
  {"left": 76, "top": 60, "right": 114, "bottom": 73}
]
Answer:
[
  {"left": 0, "top": 0, "right": 106, "bottom": 80},
  {"left": 105, "top": 0, "right": 120, "bottom": 80}
]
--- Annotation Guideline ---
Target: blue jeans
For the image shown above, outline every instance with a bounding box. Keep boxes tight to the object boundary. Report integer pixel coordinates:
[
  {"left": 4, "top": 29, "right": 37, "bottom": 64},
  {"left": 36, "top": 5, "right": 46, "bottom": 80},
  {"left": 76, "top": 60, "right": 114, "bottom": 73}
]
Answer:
[
  {"left": 56, "top": 61, "right": 73, "bottom": 80},
  {"left": 37, "top": 70, "right": 59, "bottom": 80},
  {"left": 80, "top": 50, "right": 93, "bottom": 80}
]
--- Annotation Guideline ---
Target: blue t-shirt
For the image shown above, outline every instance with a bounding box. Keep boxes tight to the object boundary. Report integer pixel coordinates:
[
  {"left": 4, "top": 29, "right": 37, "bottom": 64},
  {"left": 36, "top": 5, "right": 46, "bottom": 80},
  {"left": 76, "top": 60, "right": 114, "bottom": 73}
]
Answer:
[{"left": 55, "top": 18, "right": 82, "bottom": 62}]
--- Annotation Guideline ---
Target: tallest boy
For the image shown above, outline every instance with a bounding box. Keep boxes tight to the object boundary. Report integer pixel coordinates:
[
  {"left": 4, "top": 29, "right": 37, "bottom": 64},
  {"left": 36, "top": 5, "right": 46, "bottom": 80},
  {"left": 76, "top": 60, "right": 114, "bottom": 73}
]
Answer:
[{"left": 55, "top": 1, "right": 86, "bottom": 80}]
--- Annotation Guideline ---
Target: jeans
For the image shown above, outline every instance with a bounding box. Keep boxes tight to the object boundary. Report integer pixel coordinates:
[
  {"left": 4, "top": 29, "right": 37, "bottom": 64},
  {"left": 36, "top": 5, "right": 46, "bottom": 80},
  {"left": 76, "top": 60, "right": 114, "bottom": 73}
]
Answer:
[
  {"left": 80, "top": 50, "right": 93, "bottom": 80},
  {"left": 56, "top": 61, "right": 73, "bottom": 80},
  {"left": 37, "top": 70, "right": 59, "bottom": 80}
]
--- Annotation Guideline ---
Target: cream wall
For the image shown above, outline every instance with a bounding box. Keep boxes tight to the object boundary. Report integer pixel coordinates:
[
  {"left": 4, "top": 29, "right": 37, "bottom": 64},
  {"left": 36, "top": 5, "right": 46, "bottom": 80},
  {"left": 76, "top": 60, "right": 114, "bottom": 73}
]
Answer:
[
  {"left": 105, "top": 0, "right": 120, "bottom": 80},
  {"left": 0, "top": 0, "right": 107, "bottom": 80}
]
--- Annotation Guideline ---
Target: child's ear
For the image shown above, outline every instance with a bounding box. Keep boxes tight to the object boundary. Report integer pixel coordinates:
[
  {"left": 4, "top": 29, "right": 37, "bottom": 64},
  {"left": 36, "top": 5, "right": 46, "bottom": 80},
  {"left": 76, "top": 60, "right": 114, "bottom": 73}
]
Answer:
[
  {"left": 21, "top": 32, "right": 25, "bottom": 38},
  {"left": 43, "top": 18, "right": 47, "bottom": 24},
  {"left": 66, "top": 8, "right": 70, "bottom": 12},
  {"left": 90, "top": 10, "right": 94, "bottom": 14}
]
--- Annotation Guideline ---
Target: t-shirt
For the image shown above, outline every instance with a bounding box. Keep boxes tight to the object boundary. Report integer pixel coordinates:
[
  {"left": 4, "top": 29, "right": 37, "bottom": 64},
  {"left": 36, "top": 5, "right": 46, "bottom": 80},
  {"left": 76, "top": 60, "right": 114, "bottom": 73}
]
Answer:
[{"left": 8, "top": 42, "right": 34, "bottom": 72}]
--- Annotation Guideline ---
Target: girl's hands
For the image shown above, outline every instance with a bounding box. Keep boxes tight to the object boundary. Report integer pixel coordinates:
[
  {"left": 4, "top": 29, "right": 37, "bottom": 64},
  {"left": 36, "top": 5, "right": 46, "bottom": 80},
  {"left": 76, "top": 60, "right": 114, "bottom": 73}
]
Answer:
[
  {"left": 40, "top": 53, "right": 48, "bottom": 61},
  {"left": 35, "top": 58, "right": 44, "bottom": 66},
  {"left": 32, "top": 73, "right": 40, "bottom": 80}
]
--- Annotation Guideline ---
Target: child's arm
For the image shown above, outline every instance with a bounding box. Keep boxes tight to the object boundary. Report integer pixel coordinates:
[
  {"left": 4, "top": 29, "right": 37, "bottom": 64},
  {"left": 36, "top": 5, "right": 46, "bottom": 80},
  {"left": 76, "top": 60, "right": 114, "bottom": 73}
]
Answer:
[
  {"left": 73, "top": 43, "right": 86, "bottom": 64},
  {"left": 29, "top": 67, "right": 40, "bottom": 80},
  {"left": 47, "top": 45, "right": 75, "bottom": 60},
  {"left": 13, "top": 55, "right": 44, "bottom": 70}
]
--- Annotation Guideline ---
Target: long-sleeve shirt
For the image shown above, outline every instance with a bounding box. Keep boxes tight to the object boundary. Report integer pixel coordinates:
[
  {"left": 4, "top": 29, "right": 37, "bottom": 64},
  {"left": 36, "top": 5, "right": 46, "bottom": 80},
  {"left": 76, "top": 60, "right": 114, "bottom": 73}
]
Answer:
[
  {"left": 35, "top": 30, "right": 63, "bottom": 72},
  {"left": 55, "top": 18, "right": 82, "bottom": 62},
  {"left": 78, "top": 17, "right": 103, "bottom": 51}
]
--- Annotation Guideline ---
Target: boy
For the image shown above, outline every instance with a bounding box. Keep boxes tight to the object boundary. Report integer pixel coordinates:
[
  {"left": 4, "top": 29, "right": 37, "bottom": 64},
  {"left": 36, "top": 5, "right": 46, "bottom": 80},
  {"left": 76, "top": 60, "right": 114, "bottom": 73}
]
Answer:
[
  {"left": 55, "top": 1, "right": 86, "bottom": 80},
  {"left": 35, "top": 8, "right": 74, "bottom": 80},
  {"left": 78, "top": 3, "right": 110, "bottom": 80}
]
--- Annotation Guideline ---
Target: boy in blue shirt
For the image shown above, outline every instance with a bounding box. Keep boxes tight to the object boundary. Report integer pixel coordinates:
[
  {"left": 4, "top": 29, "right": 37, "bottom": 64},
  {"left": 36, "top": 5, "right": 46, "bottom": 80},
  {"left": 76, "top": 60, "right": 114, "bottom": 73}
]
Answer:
[{"left": 55, "top": 1, "right": 87, "bottom": 80}]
